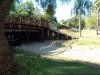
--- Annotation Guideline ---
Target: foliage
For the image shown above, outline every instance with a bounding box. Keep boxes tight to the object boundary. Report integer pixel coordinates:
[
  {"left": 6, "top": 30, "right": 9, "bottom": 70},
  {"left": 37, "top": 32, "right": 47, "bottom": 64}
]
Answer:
[
  {"left": 39, "top": 0, "right": 56, "bottom": 9},
  {"left": 14, "top": 52, "right": 44, "bottom": 75},
  {"left": 85, "top": 15, "right": 96, "bottom": 29},
  {"left": 60, "top": 16, "right": 85, "bottom": 29},
  {"left": 61, "top": 20, "right": 68, "bottom": 26},
  {"left": 68, "top": 16, "right": 79, "bottom": 28},
  {"left": 41, "top": 1, "right": 57, "bottom": 22},
  {"left": 72, "top": 0, "right": 92, "bottom": 15},
  {"left": 24, "top": 1, "right": 34, "bottom": 16},
  {"left": 94, "top": 0, "right": 100, "bottom": 8},
  {"left": 37, "top": 0, "right": 57, "bottom": 18},
  {"left": 9, "top": 0, "right": 58, "bottom": 22},
  {"left": 45, "top": 4, "right": 55, "bottom": 17},
  {"left": 10, "top": 0, "right": 34, "bottom": 16}
]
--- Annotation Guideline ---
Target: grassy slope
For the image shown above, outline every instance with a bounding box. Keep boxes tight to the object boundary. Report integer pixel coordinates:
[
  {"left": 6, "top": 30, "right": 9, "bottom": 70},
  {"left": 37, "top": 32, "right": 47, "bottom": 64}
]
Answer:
[
  {"left": 59, "top": 29, "right": 79, "bottom": 37},
  {"left": 75, "top": 37, "right": 100, "bottom": 46},
  {"left": 14, "top": 50, "right": 100, "bottom": 75},
  {"left": 59, "top": 29, "right": 100, "bottom": 46}
]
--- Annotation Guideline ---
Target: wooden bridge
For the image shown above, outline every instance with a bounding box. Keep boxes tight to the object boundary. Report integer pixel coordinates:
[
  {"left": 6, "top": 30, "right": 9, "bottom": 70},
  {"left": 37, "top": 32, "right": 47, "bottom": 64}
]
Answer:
[{"left": 1, "top": 16, "right": 72, "bottom": 46}]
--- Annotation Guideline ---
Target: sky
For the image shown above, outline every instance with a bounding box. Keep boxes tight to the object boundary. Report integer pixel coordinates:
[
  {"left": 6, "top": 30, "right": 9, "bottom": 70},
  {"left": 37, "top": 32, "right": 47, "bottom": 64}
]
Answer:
[
  {"left": 22, "top": 0, "right": 95, "bottom": 22},
  {"left": 55, "top": 0, "right": 73, "bottom": 22},
  {"left": 55, "top": 0, "right": 95, "bottom": 21}
]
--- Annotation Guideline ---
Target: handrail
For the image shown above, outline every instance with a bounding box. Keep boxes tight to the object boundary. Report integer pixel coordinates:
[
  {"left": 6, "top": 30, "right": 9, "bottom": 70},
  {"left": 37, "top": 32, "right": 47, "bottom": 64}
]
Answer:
[
  {"left": 4, "top": 15, "right": 49, "bottom": 29},
  {"left": 0, "top": 16, "right": 49, "bottom": 31}
]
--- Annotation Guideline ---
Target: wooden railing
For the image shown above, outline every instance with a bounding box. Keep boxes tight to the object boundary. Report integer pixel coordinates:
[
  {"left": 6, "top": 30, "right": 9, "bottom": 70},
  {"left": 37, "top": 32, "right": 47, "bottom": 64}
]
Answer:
[{"left": 3, "top": 15, "right": 49, "bottom": 31}]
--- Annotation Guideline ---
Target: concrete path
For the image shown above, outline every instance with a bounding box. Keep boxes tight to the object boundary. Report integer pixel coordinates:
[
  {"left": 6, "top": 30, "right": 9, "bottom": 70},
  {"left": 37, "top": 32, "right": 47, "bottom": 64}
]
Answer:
[{"left": 15, "top": 40, "right": 100, "bottom": 65}]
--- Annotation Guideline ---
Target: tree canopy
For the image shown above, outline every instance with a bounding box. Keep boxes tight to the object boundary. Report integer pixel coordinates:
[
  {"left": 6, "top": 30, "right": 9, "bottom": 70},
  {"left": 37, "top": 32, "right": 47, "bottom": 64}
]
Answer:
[{"left": 72, "top": 0, "right": 92, "bottom": 16}]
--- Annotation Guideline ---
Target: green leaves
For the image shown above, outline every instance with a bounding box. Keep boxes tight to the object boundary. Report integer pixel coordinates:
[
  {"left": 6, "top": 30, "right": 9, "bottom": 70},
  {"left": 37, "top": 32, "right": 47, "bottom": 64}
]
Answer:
[
  {"left": 73, "top": 0, "right": 92, "bottom": 15},
  {"left": 85, "top": 15, "right": 96, "bottom": 29},
  {"left": 94, "top": 0, "right": 100, "bottom": 8},
  {"left": 10, "top": 0, "right": 34, "bottom": 16}
]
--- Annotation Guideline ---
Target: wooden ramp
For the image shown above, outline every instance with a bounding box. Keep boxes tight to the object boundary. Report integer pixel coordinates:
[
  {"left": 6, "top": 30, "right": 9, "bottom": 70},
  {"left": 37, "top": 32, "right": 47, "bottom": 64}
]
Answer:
[{"left": 0, "top": 16, "right": 76, "bottom": 46}]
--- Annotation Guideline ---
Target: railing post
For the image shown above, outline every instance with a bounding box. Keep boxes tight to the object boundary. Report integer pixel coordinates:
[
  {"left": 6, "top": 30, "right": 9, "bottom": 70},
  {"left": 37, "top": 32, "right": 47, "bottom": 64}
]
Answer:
[
  {"left": 47, "top": 29, "right": 50, "bottom": 40},
  {"left": 41, "top": 28, "right": 44, "bottom": 41},
  {"left": 19, "top": 16, "right": 21, "bottom": 31},
  {"left": 10, "top": 15, "right": 12, "bottom": 30},
  {"left": 58, "top": 32, "right": 59, "bottom": 40}
]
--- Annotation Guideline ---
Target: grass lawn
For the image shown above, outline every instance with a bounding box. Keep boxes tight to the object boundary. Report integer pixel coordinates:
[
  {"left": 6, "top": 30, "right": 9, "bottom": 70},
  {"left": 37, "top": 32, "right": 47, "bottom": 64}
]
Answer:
[
  {"left": 14, "top": 49, "right": 100, "bottom": 75},
  {"left": 59, "top": 29, "right": 100, "bottom": 46},
  {"left": 75, "top": 37, "right": 100, "bottom": 46},
  {"left": 59, "top": 29, "right": 79, "bottom": 37}
]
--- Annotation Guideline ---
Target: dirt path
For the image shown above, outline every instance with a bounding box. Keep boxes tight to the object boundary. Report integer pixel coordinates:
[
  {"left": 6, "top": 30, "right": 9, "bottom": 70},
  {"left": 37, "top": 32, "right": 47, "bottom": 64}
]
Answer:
[
  {"left": 15, "top": 40, "right": 100, "bottom": 65},
  {"left": 45, "top": 45, "right": 100, "bottom": 65}
]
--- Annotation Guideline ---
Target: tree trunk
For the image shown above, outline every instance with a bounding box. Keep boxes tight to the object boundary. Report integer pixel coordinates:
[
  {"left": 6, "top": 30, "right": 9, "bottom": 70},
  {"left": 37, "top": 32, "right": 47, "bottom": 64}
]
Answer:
[
  {"left": 78, "top": 10, "right": 81, "bottom": 37},
  {"left": 96, "top": 8, "right": 99, "bottom": 35},
  {"left": 0, "top": 0, "right": 14, "bottom": 75}
]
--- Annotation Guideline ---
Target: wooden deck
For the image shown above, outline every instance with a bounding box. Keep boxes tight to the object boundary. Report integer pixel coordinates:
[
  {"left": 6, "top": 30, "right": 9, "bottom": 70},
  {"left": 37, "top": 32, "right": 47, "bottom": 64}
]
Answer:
[{"left": 0, "top": 16, "right": 73, "bottom": 46}]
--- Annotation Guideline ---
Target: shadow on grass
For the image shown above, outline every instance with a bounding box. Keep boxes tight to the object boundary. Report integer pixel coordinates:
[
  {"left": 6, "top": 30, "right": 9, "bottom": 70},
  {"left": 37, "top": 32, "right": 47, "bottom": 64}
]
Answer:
[{"left": 14, "top": 49, "right": 100, "bottom": 75}]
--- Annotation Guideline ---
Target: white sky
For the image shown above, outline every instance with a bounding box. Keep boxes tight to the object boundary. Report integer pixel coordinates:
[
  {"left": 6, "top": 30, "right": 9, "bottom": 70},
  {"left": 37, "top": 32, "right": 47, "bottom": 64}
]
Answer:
[
  {"left": 55, "top": 5, "right": 72, "bottom": 22},
  {"left": 55, "top": 0, "right": 72, "bottom": 22}
]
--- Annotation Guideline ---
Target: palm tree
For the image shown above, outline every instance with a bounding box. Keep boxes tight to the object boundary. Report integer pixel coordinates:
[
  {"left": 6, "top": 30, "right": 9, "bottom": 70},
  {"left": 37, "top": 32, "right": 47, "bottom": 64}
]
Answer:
[
  {"left": 94, "top": 0, "right": 100, "bottom": 35},
  {"left": 37, "top": 0, "right": 71, "bottom": 19},
  {"left": 72, "top": 0, "right": 92, "bottom": 37}
]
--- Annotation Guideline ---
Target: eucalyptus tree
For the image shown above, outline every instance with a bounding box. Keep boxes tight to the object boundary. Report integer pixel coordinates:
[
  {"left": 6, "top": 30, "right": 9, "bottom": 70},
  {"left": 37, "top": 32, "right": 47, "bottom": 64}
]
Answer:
[
  {"left": 72, "top": 0, "right": 92, "bottom": 37},
  {"left": 94, "top": 0, "right": 100, "bottom": 35}
]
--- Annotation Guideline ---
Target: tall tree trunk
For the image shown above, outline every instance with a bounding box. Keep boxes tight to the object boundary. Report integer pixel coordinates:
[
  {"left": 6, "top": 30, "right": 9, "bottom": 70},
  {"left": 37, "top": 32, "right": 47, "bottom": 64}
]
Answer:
[
  {"left": 96, "top": 8, "right": 99, "bottom": 35},
  {"left": 0, "top": 0, "right": 14, "bottom": 75},
  {"left": 78, "top": 10, "right": 81, "bottom": 37}
]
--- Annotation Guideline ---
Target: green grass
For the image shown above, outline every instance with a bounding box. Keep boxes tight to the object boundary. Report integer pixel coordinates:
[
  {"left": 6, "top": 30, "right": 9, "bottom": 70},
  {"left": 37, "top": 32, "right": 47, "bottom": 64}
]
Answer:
[
  {"left": 14, "top": 49, "right": 100, "bottom": 75},
  {"left": 59, "top": 29, "right": 79, "bottom": 37},
  {"left": 75, "top": 37, "right": 100, "bottom": 46}
]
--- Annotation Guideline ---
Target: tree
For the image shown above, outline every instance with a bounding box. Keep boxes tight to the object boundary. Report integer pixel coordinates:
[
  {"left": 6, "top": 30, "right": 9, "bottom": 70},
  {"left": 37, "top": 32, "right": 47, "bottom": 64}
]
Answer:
[
  {"left": 85, "top": 15, "right": 96, "bottom": 29},
  {"left": 60, "top": 16, "right": 85, "bottom": 29},
  {"left": 10, "top": 0, "right": 35, "bottom": 16},
  {"left": 40, "top": 0, "right": 57, "bottom": 22},
  {"left": 94, "top": 0, "right": 100, "bottom": 35},
  {"left": 43, "top": 4, "right": 56, "bottom": 22},
  {"left": 24, "top": 1, "right": 34, "bottom": 16},
  {"left": 72, "top": 0, "right": 92, "bottom": 37},
  {"left": 68, "top": 16, "right": 79, "bottom": 28},
  {"left": 0, "top": 0, "right": 15, "bottom": 75}
]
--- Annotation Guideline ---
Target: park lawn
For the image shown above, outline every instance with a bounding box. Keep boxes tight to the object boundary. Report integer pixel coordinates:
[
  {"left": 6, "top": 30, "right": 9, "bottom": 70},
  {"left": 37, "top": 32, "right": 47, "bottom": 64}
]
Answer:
[
  {"left": 75, "top": 37, "right": 100, "bottom": 46},
  {"left": 14, "top": 49, "right": 100, "bottom": 75},
  {"left": 59, "top": 29, "right": 79, "bottom": 37}
]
